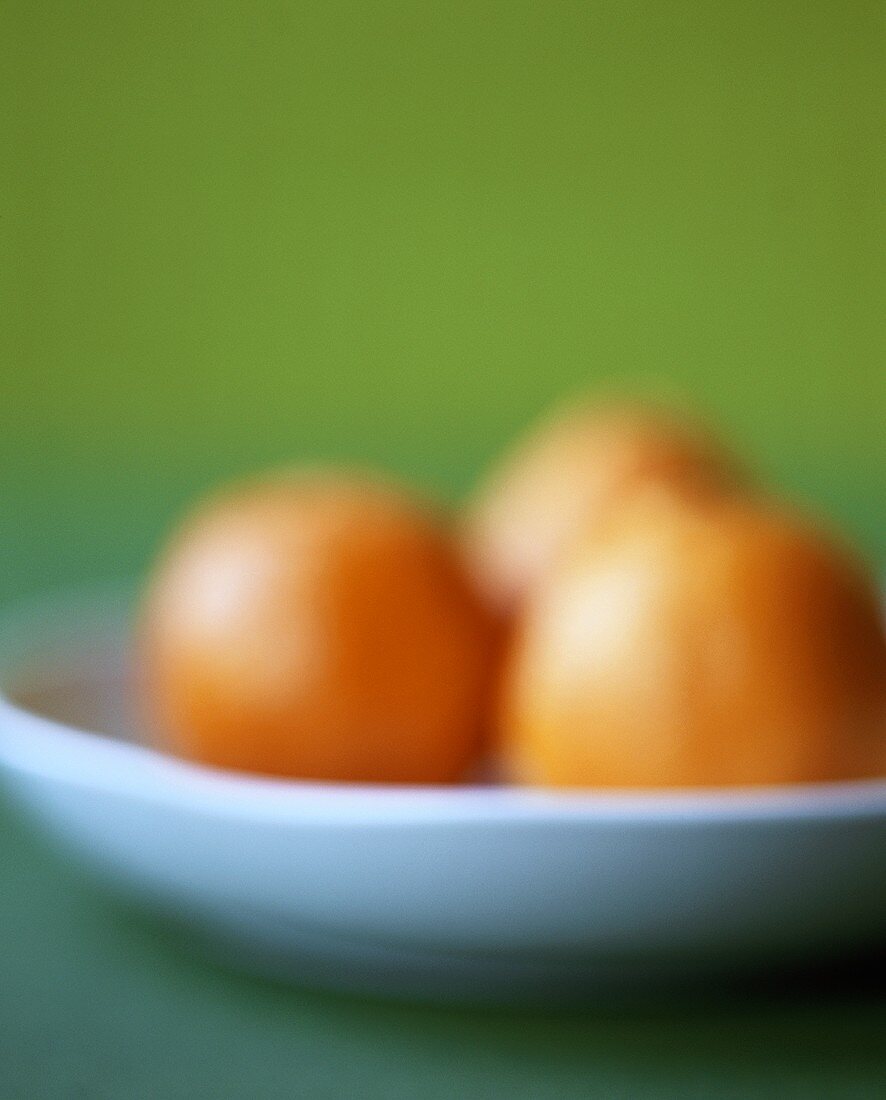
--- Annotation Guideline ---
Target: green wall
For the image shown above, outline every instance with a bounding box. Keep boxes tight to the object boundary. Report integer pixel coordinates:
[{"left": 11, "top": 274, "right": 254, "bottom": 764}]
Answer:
[{"left": 2, "top": 1, "right": 883, "bottom": 604}]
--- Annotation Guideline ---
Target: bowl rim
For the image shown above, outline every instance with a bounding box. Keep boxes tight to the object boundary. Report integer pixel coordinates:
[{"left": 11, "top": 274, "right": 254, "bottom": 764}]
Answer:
[{"left": 0, "top": 583, "right": 883, "bottom": 827}]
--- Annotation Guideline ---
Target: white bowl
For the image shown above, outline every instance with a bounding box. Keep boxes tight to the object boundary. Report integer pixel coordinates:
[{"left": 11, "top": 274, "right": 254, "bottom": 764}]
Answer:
[{"left": 0, "top": 588, "right": 884, "bottom": 1004}]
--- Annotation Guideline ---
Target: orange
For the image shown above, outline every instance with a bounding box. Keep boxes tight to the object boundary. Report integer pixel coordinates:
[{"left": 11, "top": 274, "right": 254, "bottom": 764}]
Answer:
[
  {"left": 461, "top": 400, "right": 743, "bottom": 619},
  {"left": 500, "top": 489, "right": 886, "bottom": 788},
  {"left": 140, "top": 470, "right": 494, "bottom": 783}
]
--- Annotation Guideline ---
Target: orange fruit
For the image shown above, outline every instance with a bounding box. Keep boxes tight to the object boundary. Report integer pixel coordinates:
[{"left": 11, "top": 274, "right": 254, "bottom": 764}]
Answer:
[
  {"left": 501, "top": 489, "right": 886, "bottom": 788},
  {"left": 461, "top": 400, "right": 743, "bottom": 618},
  {"left": 140, "top": 470, "right": 494, "bottom": 783}
]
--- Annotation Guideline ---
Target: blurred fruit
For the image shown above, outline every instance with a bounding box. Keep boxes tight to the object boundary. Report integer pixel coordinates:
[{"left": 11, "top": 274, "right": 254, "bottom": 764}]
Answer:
[
  {"left": 140, "top": 470, "right": 494, "bottom": 783},
  {"left": 461, "top": 400, "right": 743, "bottom": 618},
  {"left": 501, "top": 490, "right": 886, "bottom": 788}
]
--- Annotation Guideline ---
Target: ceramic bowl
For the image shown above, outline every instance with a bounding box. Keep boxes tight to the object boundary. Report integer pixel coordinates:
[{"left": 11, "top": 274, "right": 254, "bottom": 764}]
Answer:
[{"left": 0, "top": 588, "right": 883, "bottom": 1003}]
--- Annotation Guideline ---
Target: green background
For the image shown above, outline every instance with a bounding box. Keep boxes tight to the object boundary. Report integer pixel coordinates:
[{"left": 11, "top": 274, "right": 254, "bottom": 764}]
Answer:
[{"left": 1, "top": 1, "right": 883, "bottom": 1095}]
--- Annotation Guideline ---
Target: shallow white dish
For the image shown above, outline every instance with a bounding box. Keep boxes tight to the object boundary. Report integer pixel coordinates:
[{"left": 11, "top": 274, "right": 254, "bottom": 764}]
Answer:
[{"left": 0, "top": 588, "right": 884, "bottom": 1003}]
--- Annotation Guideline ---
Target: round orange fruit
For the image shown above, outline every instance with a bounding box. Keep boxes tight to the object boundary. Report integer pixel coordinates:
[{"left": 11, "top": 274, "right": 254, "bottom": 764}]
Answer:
[
  {"left": 461, "top": 400, "right": 743, "bottom": 618},
  {"left": 500, "top": 489, "right": 886, "bottom": 788},
  {"left": 140, "top": 470, "right": 494, "bottom": 783}
]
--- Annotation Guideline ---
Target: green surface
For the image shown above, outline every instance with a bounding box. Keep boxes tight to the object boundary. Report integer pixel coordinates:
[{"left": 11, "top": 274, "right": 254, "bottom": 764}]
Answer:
[
  {"left": 1, "top": 802, "right": 885, "bottom": 1100},
  {"left": 1, "top": 1, "right": 884, "bottom": 1096}
]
